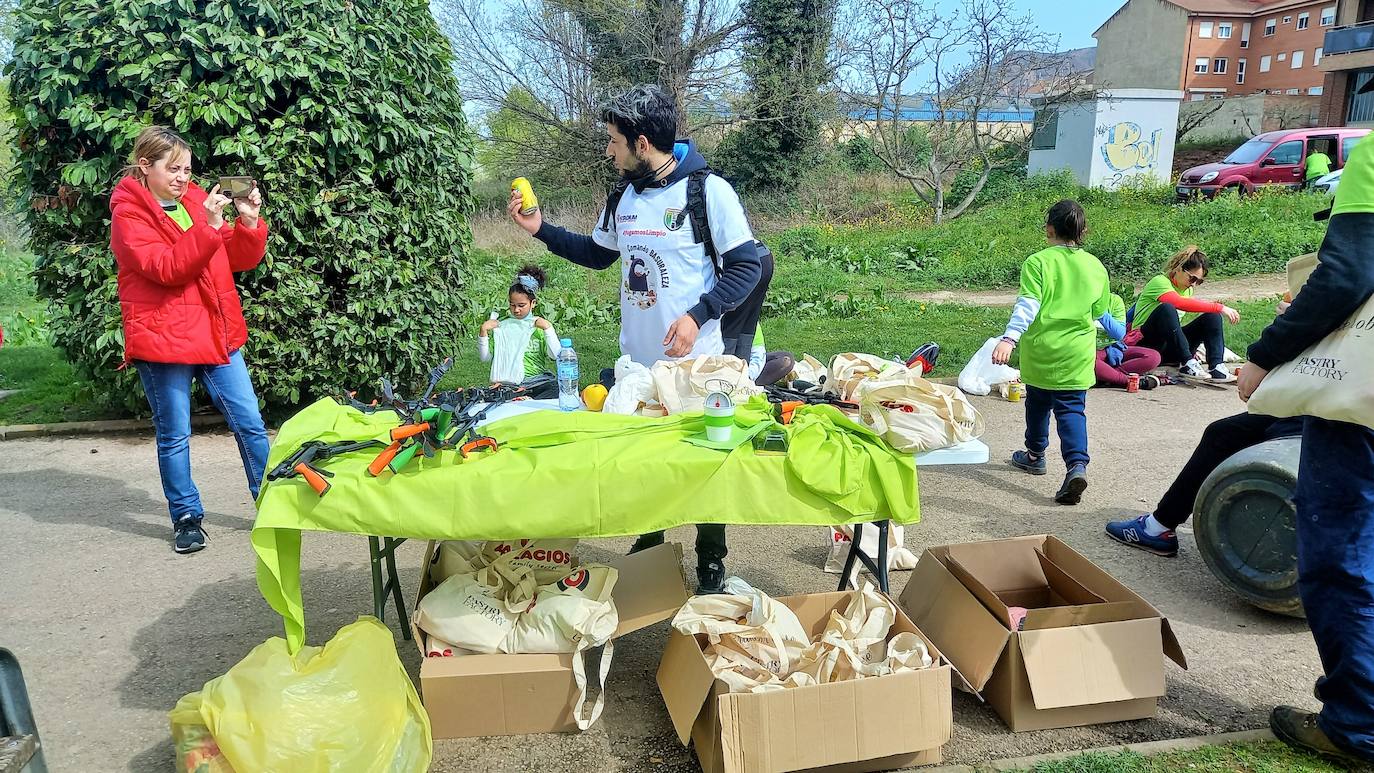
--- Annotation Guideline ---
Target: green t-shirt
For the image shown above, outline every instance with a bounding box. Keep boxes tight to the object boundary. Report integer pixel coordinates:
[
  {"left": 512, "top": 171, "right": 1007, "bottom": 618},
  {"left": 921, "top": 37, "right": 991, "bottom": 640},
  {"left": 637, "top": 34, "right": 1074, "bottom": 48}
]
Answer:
[
  {"left": 1096, "top": 293, "right": 1126, "bottom": 350},
  {"left": 163, "top": 202, "right": 192, "bottom": 231},
  {"left": 1305, "top": 151, "right": 1332, "bottom": 181},
  {"left": 521, "top": 321, "right": 549, "bottom": 378},
  {"left": 1132, "top": 274, "right": 1197, "bottom": 330},
  {"left": 1333, "top": 134, "right": 1374, "bottom": 216},
  {"left": 1017, "top": 246, "right": 1111, "bottom": 391}
]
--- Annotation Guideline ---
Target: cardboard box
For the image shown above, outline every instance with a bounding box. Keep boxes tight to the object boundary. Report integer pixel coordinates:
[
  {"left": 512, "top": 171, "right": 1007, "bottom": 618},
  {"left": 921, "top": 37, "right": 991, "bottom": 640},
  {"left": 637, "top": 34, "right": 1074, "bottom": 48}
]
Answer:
[
  {"left": 898, "top": 535, "right": 1188, "bottom": 732},
  {"left": 658, "top": 591, "right": 953, "bottom": 773},
  {"left": 412, "top": 540, "right": 690, "bottom": 738}
]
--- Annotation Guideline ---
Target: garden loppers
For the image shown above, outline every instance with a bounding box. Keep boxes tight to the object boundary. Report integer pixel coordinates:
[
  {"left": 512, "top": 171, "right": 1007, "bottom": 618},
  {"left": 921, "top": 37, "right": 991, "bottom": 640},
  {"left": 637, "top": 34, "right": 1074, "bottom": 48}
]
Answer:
[{"left": 269, "top": 439, "right": 385, "bottom": 496}]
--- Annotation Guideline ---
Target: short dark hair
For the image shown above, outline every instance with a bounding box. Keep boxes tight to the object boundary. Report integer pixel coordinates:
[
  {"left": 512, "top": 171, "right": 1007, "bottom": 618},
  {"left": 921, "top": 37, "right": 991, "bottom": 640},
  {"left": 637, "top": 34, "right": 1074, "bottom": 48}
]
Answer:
[
  {"left": 601, "top": 84, "right": 677, "bottom": 154},
  {"left": 1046, "top": 199, "right": 1087, "bottom": 245}
]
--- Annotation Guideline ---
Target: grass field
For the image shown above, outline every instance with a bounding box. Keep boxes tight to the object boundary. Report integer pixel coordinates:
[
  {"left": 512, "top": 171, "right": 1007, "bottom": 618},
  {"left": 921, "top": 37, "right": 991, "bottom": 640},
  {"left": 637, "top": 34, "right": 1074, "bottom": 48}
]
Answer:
[{"left": 1019, "top": 740, "right": 1355, "bottom": 773}]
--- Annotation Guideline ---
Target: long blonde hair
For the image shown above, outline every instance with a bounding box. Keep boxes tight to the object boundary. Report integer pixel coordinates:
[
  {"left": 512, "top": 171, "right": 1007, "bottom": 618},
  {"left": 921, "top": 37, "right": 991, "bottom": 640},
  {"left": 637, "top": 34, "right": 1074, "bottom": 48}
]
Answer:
[
  {"left": 123, "top": 125, "right": 192, "bottom": 183},
  {"left": 1164, "top": 245, "right": 1209, "bottom": 278}
]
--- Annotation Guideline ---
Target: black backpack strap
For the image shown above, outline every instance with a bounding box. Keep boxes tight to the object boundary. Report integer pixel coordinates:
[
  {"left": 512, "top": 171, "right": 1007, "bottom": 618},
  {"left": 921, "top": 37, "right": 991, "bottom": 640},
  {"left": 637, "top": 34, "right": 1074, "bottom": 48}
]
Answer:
[
  {"left": 686, "top": 168, "right": 717, "bottom": 268},
  {"left": 599, "top": 181, "right": 630, "bottom": 234}
]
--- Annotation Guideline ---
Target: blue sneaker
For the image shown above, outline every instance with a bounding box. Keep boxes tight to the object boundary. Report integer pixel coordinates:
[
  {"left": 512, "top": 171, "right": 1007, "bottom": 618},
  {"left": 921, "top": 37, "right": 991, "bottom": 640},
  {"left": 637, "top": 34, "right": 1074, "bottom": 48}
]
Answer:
[
  {"left": 1106, "top": 515, "right": 1178, "bottom": 557},
  {"left": 1010, "top": 450, "right": 1047, "bottom": 476}
]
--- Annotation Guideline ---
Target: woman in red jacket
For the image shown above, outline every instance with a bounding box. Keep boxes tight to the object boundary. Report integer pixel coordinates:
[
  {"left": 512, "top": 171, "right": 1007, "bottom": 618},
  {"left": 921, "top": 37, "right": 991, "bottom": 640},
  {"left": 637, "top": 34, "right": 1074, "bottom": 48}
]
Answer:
[
  {"left": 1129, "top": 246, "right": 1241, "bottom": 381},
  {"left": 110, "top": 126, "right": 270, "bottom": 554}
]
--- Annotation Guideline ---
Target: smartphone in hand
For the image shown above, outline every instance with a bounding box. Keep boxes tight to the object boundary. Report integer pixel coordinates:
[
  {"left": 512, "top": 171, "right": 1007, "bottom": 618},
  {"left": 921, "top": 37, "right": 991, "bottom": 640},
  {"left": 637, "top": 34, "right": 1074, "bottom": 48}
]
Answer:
[{"left": 218, "top": 176, "right": 255, "bottom": 199}]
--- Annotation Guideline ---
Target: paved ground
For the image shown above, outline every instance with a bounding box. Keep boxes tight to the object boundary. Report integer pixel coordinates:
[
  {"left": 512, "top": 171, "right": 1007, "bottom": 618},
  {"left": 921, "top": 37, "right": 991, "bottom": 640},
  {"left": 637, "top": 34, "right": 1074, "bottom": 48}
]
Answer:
[{"left": 0, "top": 386, "right": 1323, "bottom": 772}]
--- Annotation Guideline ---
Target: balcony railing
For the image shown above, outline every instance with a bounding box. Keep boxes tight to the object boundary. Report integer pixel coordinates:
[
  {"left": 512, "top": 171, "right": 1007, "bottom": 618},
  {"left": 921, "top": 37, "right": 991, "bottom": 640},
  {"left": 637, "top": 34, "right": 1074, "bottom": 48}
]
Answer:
[{"left": 1324, "top": 21, "right": 1374, "bottom": 56}]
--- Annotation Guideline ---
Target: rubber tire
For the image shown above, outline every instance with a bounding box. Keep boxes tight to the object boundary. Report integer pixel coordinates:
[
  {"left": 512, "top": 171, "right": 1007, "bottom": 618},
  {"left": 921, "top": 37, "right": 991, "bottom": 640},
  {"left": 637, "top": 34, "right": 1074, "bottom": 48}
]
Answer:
[{"left": 1193, "top": 437, "right": 1304, "bottom": 618}]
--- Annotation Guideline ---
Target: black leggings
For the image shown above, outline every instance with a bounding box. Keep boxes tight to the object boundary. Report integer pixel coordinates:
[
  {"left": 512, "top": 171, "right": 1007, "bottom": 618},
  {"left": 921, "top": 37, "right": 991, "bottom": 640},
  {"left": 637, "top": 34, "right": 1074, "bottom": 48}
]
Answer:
[
  {"left": 1137, "top": 305, "right": 1225, "bottom": 368},
  {"left": 721, "top": 249, "right": 774, "bottom": 359}
]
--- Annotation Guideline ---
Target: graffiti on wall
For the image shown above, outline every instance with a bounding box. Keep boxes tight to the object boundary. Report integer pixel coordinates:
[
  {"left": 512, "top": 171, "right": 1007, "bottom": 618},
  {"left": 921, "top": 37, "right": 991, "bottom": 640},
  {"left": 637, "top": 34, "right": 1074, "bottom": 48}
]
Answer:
[{"left": 1098, "top": 121, "right": 1162, "bottom": 173}]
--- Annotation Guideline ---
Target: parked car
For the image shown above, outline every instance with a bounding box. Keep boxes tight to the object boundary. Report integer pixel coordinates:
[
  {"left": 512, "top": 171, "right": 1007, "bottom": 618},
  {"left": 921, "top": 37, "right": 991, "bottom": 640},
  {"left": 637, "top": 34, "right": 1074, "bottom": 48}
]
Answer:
[
  {"left": 1176, "top": 127, "right": 1371, "bottom": 200},
  {"left": 1312, "top": 168, "right": 1342, "bottom": 196}
]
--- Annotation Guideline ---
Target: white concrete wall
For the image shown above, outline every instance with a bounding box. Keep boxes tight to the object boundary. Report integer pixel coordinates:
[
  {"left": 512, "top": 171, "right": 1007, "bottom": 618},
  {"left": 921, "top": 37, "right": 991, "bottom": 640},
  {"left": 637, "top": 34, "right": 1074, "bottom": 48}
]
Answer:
[{"left": 1030, "top": 90, "right": 1183, "bottom": 189}]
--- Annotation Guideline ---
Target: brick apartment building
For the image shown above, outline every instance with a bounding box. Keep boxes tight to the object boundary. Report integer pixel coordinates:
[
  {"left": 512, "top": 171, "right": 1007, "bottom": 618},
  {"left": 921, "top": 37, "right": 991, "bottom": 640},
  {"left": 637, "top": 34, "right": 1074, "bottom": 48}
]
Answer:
[
  {"left": 1316, "top": 0, "right": 1374, "bottom": 125},
  {"left": 1096, "top": 0, "right": 1338, "bottom": 100}
]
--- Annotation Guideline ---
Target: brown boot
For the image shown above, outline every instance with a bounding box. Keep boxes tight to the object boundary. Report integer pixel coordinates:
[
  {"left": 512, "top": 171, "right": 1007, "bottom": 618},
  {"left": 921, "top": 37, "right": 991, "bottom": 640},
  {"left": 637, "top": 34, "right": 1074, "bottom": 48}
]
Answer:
[{"left": 1270, "top": 706, "right": 1370, "bottom": 765}]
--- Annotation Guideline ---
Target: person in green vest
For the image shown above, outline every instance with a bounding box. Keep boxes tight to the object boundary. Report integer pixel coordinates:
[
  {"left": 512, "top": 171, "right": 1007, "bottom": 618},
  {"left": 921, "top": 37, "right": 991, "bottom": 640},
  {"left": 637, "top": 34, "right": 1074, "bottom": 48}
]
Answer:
[
  {"left": 478, "top": 264, "right": 562, "bottom": 398},
  {"left": 1304, "top": 145, "right": 1333, "bottom": 190},
  {"left": 992, "top": 199, "right": 1111, "bottom": 505}
]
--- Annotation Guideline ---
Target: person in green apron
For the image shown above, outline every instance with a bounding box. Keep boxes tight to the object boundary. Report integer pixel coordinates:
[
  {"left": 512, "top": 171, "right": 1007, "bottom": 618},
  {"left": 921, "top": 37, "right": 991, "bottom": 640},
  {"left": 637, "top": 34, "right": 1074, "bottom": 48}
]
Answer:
[{"left": 478, "top": 265, "right": 562, "bottom": 398}]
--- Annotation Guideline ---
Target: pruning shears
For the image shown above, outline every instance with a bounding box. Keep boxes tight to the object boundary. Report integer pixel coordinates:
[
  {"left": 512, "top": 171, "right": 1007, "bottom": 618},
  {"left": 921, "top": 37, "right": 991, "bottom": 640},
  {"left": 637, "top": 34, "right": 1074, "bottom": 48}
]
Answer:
[{"left": 268, "top": 439, "right": 386, "bottom": 496}]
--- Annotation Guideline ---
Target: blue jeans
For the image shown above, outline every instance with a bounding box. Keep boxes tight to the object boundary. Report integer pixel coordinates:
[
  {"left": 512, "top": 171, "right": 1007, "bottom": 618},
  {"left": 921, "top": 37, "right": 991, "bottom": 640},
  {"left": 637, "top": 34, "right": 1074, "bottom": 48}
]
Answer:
[
  {"left": 133, "top": 350, "right": 270, "bottom": 524},
  {"left": 1296, "top": 417, "right": 1374, "bottom": 760},
  {"left": 1024, "top": 386, "right": 1089, "bottom": 468}
]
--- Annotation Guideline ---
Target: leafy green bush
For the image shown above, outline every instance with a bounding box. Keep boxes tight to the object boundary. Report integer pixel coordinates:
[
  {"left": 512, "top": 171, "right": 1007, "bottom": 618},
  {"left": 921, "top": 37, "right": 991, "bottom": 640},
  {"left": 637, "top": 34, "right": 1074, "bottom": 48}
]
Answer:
[{"left": 9, "top": 0, "right": 473, "bottom": 411}]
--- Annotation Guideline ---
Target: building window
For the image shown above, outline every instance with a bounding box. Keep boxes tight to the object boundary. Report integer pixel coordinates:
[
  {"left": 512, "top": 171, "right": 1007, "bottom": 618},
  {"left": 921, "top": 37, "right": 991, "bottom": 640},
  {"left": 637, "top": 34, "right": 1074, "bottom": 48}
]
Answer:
[
  {"left": 1309, "top": 86, "right": 1323, "bottom": 95},
  {"left": 1199, "top": 21, "right": 1213, "bottom": 38},
  {"left": 1219, "top": 22, "right": 1233, "bottom": 38},
  {"left": 1260, "top": 55, "right": 1272, "bottom": 72},
  {"left": 1265, "top": 18, "right": 1276, "bottom": 35},
  {"left": 1237, "top": 58, "right": 1247, "bottom": 84},
  {"left": 1321, "top": 6, "right": 1336, "bottom": 26},
  {"left": 1214, "top": 57, "right": 1228, "bottom": 74},
  {"left": 1282, "top": 15, "right": 1292, "bottom": 24},
  {"left": 1195, "top": 57, "right": 1210, "bottom": 74},
  {"left": 1297, "top": 12, "right": 1309, "bottom": 29},
  {"left": 1031, "top": 108, "right": 1057, "bottom": 150},
  {"left": 1292, "top": 50, "right": 1304, "bottom": 68},
  {"left": 1350, "top": 72, "right": 1374, "bottom": 124},
  {"left": 1190, "top": 94, "right": 1206, "bottom": 102},
  {"left": 1279, "top": 52, "right": 1288, "bottom": 61},
  {"left": 1286, "top": 88, "right": 1301, "bottom": 95},
  {"left": 1241, "top": 22, "right": 1251, "bottom": 47},
  {"left": 1316, "top": 47, "right": 1323, "bottom": 65}
]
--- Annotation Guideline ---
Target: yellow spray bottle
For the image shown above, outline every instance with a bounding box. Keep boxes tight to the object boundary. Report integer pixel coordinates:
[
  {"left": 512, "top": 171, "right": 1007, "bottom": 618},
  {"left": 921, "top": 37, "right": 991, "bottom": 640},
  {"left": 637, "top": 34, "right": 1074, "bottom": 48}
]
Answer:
[{"left": 511, "top": 177, "right": 539, "bottom": 215}]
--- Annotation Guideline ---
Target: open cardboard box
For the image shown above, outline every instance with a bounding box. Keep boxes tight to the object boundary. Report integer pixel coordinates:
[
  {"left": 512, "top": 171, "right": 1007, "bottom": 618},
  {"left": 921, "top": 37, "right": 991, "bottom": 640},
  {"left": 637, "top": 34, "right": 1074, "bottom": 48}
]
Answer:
[
  {"left": 658, "top": 590, "right": 953, "bottom": 773},
  {"left": 898, "top": 535, "right": 1188, "bottom": 732},
  {"left": 412, "top": 540, "right": 690, "bottom": 739}
]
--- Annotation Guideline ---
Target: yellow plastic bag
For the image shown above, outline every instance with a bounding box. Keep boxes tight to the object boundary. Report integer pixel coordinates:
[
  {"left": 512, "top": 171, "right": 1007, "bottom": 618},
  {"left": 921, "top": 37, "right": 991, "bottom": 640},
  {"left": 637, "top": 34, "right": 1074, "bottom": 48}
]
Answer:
[
  {"left": 171, "top": 617, "right": 431, "bottom": 773},
  {"left": 170, "top": 692, "right": 235, "bottom": 773}
]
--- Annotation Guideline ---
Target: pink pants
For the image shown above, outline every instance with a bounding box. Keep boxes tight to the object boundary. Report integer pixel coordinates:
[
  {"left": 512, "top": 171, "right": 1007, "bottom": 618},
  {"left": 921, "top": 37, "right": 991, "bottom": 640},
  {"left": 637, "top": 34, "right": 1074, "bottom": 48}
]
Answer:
[{"left": 1095, "top": 347, "right": 1162, "bottom": 388}]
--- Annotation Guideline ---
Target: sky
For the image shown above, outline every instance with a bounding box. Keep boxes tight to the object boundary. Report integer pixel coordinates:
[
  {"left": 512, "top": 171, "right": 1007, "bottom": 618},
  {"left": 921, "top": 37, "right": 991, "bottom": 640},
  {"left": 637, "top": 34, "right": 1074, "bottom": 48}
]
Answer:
[{"left": 1004, "top": 0, "right": 1120, "bottom": 50}]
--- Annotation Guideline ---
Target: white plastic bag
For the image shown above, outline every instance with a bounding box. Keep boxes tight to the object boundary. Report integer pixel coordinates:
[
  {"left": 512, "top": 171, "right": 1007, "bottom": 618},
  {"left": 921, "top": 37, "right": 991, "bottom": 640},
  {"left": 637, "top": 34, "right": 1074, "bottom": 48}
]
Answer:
[
  {"left": 958, "top": 337, "right": 1020, "bottom": 396},
  {"left": 490, "top": 316, "right": 536, "bottom": 384},
  {"left": 603, "top": 355, "right": 656, "bottom": 415}
]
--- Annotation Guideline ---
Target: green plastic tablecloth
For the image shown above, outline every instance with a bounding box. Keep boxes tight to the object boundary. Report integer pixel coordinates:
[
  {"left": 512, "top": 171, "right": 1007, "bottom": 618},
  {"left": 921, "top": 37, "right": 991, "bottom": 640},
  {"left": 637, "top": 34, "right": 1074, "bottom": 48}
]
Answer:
[{"left": 253, "top": 396, "right": 920, "bottom": 650}]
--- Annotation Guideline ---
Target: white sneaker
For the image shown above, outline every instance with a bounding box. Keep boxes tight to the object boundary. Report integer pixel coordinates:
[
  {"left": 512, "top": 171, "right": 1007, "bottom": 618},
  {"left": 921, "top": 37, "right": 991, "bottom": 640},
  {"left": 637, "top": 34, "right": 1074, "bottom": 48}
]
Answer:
[
  {"left": 1209, "top": 367, "right": 1237, "bottom": 383},
  {"left": 1180, "top": 361, "right": 1206, "bottom": 378}
]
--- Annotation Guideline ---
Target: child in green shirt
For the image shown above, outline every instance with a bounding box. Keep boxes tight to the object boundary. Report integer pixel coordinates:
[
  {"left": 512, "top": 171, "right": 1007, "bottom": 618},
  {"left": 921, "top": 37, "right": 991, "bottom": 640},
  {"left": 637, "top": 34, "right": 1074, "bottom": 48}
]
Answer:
[
  {"left": 992, "top": 200, "right": 1111, "bottom": 505},
  {"left": 478, "top": 264, "right": 562, "bottom": 397}
]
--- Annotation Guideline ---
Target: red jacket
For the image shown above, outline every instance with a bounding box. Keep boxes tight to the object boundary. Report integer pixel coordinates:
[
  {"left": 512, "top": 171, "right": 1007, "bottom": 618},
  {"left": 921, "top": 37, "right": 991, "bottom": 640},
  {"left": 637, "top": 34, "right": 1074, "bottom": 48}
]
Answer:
[{"left": 109, "top": 176, "right": 268, "bottom": 365}]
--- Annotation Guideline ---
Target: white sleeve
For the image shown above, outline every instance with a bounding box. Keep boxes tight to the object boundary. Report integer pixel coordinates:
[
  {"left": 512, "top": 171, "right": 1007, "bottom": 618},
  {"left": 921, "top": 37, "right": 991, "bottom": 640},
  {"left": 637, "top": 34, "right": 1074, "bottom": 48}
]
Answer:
[
  {"left": 542, "top": 325, "right": 562, "bottom": 358},
  {"left": 592, "top": 203, "right": 618, "bottom": 251},
  {"left": 747, "top": 344, "right": 766, "bottom": 380},
  {"left": 478, "top": 335, "right": 491, "bottom": 363},
  {"left": 703, "top": 176, "right": 754, "bottom": 256},
  {"left": 1003, "top": 296, "right": 1041, "bottom": 341}
]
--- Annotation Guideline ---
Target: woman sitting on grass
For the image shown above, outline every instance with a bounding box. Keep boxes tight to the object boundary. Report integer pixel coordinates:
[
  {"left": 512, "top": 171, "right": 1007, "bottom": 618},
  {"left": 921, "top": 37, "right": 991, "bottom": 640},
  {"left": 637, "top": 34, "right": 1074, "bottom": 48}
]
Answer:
[{"left": 1128, "top": 246, "right": 1239, "bottom": 381}]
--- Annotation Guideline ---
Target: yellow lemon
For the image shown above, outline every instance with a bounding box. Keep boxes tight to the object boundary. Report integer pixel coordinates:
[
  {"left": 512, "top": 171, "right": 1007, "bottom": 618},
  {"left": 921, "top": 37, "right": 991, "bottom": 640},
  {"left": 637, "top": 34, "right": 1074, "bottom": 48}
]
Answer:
[{"left": 581, "top": 383, "right": 608, "bottom": 412}]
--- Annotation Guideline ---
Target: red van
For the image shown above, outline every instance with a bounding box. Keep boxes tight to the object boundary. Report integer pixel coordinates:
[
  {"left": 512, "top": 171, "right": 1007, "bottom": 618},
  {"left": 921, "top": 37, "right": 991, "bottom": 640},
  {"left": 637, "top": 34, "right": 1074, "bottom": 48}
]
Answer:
[{"left": 1176, "top": 127, "right": 1370, "bottom": 200}]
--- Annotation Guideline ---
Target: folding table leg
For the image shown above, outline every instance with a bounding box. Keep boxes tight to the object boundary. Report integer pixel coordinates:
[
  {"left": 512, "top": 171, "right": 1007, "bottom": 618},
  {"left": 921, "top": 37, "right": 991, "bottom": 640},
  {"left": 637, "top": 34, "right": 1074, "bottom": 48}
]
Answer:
[
  {"left": 368, "top": 536, "right": 412, "bottom": 640},
  {"left": 835, "top": 521, "right": 891, "bottom": 594}
]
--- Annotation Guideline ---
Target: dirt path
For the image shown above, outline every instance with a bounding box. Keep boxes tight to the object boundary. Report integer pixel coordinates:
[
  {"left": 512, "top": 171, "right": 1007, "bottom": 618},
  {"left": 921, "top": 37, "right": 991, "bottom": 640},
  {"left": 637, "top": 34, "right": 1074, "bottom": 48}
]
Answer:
[{"left": 904, "top": 273, "right": 1288, "bottom": 307}]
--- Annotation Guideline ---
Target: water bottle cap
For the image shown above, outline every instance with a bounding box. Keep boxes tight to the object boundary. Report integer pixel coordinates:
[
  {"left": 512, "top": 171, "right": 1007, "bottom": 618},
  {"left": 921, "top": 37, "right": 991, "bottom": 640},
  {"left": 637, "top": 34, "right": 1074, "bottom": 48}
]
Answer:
[{"left": 560, "top": 338, "right": 572, "bottom": 347}]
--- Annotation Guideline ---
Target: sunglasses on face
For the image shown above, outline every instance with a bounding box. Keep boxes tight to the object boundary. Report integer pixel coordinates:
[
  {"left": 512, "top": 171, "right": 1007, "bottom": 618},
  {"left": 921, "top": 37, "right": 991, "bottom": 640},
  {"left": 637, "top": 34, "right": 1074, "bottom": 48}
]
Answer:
[{"left": 1184, "top": 272, "right": 1206, "bottom": 286}]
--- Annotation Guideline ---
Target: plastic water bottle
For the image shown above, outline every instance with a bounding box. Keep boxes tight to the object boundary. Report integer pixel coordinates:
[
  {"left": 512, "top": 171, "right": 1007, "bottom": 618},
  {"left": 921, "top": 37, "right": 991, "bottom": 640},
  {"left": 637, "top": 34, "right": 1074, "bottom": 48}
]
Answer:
[{"left": 556, "top": 338, "right": 580, "bottom": 411}]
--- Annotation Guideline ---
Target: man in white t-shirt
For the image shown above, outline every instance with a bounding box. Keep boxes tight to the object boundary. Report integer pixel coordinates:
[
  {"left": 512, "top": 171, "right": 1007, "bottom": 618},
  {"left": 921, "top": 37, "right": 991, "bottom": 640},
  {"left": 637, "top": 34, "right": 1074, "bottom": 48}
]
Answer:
[{"left": 508, "top": 84, "right": 763, "bottom": 594}]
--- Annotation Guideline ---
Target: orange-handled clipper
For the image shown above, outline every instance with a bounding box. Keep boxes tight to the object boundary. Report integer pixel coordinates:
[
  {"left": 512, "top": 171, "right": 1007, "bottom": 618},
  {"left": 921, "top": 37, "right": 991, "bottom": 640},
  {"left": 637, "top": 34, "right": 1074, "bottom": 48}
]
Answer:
[
  {"left": 368, "top": 441, "right": 402, "bottom": 476},
  {"left": 294, "top": 463, "right": 332, "bottom": 495},
  {"left": 390, "top": 422, "right": 431, "bottom": 441}
]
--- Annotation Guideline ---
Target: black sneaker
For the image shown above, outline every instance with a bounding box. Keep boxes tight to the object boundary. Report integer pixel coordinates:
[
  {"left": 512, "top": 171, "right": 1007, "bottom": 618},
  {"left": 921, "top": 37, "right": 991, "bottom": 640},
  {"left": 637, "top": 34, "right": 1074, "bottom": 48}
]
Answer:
[
  {"left": 628, "top": 533, "right": 665, "bottom": 555},
  {"left": 1139, "top": 374, "right": 1161, "bottom": 390},
  {"left": 696, "top": 560, "right": 726, "bottom": 595},
  {"left": 1055, "top": 465, "right": 1089, "bottom": 505},
  {"left": 173, "top": 516, "right": 207, "bottom": 554}
]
